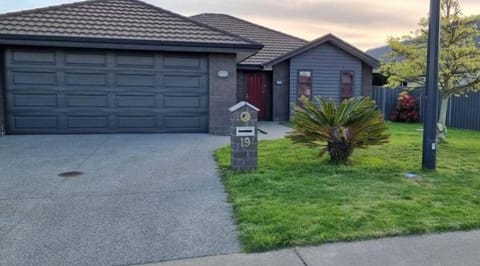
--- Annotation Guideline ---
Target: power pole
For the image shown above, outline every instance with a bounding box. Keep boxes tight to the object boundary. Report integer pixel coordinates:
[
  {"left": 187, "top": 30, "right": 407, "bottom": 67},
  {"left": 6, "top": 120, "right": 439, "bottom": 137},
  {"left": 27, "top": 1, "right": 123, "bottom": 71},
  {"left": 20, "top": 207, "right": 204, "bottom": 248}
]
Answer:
[{"left": 422, "top": 0, "right": 441, "bottom": 170}]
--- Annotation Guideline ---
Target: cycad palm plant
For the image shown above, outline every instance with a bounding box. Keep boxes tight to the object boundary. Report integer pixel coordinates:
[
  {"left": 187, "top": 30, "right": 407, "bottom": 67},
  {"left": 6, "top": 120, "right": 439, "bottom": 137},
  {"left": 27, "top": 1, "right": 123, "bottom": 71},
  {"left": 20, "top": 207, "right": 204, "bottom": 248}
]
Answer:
[{"left": 288, "top": 96, "right": 389, "bottom": 164}]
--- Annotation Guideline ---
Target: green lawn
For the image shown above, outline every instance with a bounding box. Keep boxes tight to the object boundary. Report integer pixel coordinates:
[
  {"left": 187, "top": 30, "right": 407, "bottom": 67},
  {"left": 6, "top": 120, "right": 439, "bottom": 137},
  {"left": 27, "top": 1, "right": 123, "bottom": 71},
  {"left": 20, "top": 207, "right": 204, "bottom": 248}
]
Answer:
[{"left": 215, "top": 123, "right": 480, "bottom": 252}]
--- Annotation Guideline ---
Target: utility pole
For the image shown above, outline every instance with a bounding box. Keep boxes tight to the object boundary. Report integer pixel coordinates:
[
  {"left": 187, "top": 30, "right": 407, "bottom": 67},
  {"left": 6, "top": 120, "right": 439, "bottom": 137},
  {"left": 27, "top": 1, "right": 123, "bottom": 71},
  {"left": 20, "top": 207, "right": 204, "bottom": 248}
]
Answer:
[{"left": 422, "top": 0, "right": 441, "bottom": 170}]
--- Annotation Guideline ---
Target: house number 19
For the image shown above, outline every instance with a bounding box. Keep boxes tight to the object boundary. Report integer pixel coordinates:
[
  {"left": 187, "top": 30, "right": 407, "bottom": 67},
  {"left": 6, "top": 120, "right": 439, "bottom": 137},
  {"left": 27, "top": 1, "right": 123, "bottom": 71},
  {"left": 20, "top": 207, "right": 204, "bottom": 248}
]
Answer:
[{"left": 241, "top": 137, "right": 251, "bottom": 148}]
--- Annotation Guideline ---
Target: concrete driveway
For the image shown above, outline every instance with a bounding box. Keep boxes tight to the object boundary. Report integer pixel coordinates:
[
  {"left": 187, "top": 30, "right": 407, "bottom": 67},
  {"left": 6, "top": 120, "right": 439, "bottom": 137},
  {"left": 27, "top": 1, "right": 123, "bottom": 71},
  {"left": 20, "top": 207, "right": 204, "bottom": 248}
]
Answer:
[
  {"left": 0, "top": 123, "right": 291, "bottom": 266},
  {"left": 0, "top": 133, "right": 239, "bottom": 266}
]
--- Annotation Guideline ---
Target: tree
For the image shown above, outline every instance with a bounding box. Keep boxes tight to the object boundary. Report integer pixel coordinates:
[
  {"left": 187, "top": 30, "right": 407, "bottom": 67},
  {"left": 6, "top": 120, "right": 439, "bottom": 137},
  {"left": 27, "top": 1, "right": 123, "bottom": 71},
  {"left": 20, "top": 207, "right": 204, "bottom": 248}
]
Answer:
[
  {"left": 380, "top": 0, "right": 480, "bottom": 141},
  {"left": 287, "top": 96, "right": 389, "bottom": 164}
]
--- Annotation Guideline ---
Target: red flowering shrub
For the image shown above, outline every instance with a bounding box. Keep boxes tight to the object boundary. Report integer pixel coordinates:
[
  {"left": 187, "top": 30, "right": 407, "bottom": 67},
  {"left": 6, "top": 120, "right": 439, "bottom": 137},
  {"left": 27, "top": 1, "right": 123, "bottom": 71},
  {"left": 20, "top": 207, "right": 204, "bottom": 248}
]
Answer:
[{"left": 391, "top": 91, "right": 419, "bottom": 122}]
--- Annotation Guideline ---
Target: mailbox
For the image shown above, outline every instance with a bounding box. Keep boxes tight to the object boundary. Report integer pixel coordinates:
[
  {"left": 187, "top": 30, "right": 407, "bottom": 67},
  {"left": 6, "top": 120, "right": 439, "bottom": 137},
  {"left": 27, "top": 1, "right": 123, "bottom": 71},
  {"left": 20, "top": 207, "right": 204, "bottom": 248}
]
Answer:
[
  {"left": 229, "top": 101, "right": 259, "bottom": 170},
  {"left": 236, "top": 127, "right": 255, "bottom": 137}
]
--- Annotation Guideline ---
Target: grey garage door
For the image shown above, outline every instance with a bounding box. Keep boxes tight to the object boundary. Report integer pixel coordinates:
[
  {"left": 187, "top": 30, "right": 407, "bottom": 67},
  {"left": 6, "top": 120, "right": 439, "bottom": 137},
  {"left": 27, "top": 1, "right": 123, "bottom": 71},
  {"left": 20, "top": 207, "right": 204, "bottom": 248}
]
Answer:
[{"left": 4, "top": 48, "right": 209, "bottom": 134}]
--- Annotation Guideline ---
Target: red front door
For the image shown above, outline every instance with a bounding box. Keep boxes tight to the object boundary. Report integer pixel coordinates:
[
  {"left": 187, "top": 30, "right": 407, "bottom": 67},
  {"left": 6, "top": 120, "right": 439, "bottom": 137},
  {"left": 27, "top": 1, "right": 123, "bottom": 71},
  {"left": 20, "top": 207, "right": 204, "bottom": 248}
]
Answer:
[{"left": 245, "top": 72, "right": 266, "bottom": 120}]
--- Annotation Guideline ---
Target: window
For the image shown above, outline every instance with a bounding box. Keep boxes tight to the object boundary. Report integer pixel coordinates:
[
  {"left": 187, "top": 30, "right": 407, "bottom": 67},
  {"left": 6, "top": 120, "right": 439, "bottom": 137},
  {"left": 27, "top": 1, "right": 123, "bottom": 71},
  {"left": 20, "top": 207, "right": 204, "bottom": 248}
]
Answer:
[
  {"left": 340, "top": 71, "right": 354, "bottom": 102},
  {"left": 298, "top": 70, "right": 312, "bottom": 100}
]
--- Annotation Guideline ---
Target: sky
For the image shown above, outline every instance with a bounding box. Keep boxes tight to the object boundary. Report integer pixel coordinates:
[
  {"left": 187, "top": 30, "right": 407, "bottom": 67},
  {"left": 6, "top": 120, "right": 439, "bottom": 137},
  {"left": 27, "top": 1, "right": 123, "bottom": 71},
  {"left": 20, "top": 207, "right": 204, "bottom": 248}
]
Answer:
[{"left": 1, "top": 0, "right": 480, "bottom": 51}]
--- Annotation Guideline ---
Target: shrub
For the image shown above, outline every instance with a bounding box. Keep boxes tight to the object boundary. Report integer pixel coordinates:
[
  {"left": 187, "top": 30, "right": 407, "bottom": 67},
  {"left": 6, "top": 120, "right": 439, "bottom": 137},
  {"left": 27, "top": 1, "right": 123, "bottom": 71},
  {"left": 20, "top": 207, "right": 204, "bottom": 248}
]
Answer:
[
  {"left": 391, "top": 91, "right": 419, "bottom": 122},
  {"left": 288, "top": 97, "right": 389, "bottom": 164}
]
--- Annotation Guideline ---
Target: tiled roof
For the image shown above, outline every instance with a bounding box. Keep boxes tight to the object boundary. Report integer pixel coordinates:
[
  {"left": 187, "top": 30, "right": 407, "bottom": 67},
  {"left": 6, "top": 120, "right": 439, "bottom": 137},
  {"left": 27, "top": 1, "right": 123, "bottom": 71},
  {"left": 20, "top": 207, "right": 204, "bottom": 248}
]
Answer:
[
  {"left": 192, "top": 13, "right": 307, "bottom": 66},
  {"left": 0, "top": 0, "right": 258, "bottom": 47}
]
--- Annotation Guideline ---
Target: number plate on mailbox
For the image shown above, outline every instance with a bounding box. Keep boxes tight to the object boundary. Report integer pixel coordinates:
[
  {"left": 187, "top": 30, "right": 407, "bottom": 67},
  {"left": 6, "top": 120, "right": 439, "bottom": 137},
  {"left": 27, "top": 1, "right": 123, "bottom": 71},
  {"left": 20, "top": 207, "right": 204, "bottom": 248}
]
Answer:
[{"left": 236, "top": 127, "right": 255, "bottom": 137}]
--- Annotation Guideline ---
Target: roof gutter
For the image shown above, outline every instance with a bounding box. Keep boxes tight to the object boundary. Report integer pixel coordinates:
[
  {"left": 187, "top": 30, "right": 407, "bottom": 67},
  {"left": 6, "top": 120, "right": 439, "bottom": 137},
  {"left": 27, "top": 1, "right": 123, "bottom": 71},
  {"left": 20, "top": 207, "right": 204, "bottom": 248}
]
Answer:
[
  {"left": 0, "top": 34, "right": 263, "bottom": 56},
  {"left": 237, "top": 64, "right": 264, "bottom": 70}
]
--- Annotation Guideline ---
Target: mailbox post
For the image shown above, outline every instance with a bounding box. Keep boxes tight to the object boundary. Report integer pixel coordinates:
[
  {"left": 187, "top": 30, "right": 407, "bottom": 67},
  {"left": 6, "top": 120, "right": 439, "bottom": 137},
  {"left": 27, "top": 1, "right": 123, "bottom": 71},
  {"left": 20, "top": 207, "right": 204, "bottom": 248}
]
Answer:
[{"left": 229, "top": 101, "right": 259, "bottom": 171}]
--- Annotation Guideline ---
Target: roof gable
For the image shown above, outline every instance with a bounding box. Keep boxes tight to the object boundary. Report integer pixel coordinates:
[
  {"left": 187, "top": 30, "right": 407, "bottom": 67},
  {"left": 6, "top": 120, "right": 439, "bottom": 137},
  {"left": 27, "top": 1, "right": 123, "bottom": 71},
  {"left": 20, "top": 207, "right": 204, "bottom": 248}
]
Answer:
[
  {"left": 192, "top": 13, "right": 307, "bottom": 66},
  {"left": 265, "top": 34, "right": 379, "bottom": 68},
  {"left": 228, "top": 101, "right": 260, "bottom": 112},
  {"left": 0, "top": 0, "right": 260, "bottom": 48}
]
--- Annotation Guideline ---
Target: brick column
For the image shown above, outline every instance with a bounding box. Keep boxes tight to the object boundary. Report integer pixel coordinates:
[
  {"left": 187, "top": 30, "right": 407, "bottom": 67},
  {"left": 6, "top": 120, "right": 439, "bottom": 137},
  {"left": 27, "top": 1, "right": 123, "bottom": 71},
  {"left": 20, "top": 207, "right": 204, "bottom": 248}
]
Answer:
[
  {"left": 208, "top": 53, "right": 237, "bottom": 135},
  {"left": 230, "top": 102, "right": 259, "bottom": 170}
]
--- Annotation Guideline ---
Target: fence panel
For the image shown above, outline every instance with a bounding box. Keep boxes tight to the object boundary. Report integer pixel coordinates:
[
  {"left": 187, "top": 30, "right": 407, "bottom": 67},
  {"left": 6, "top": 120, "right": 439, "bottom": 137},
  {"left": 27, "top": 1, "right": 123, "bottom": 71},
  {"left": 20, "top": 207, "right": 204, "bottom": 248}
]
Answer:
[
  {"left": 449, "top": 92, "right": 480, "bottom": 130},
  {"left": 372, "top": 87, "right": 404, "bottom": 120},
  {"left": 372, "top": 86, "right": 480, "bottom": 131}
]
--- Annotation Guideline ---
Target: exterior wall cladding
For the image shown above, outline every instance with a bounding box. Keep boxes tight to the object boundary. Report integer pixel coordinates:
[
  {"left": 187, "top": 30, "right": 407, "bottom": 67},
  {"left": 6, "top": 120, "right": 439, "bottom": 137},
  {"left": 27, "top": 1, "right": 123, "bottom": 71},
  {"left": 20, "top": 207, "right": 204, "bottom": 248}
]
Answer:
[
  {"left": 272, "top": 60, "right": 290, "bottom": 121},
  {"left": 208, "top": 53, "right": 238, "bottom": 135},
  {"left": 236, "top": 70, "right": 246, "bottom": 102},
  {"left": 0, "top": 49, "right": 4, "bottom": 135},
  {"left": 361, "top": 63, "right": 373, "bottom": 97},
  {"left": 289, "top": 43, "right": 362, "bottom": 116}
]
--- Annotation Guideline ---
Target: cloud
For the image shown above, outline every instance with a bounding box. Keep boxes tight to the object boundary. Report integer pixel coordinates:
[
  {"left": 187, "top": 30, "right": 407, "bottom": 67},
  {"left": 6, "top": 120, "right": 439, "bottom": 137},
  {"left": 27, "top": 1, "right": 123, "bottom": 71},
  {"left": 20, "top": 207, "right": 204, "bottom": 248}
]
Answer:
[
  {"left": 152, "top": 0, "right": 430, "bottom": 49},
  {"left": 230, "top": 0, "right": 420, "bottom": 28},
  {"left": 1, "top": 0, "right": 480, "bottom": 50},
  {"left": 0, "top": 0, "right": 78, "bottom": 13}
]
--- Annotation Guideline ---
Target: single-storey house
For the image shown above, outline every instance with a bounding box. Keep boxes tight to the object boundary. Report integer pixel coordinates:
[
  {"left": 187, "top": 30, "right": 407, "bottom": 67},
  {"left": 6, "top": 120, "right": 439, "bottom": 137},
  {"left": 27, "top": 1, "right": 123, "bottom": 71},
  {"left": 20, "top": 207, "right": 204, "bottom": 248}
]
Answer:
[
  {"left": 0, "top": 0, "right": 378, "bottom": 136},
  {"left": 192, "top": 14, "right": 380, "bottom": 121},
  {"left": 0, "top": 0, "right": 263, "bottom": 135}
]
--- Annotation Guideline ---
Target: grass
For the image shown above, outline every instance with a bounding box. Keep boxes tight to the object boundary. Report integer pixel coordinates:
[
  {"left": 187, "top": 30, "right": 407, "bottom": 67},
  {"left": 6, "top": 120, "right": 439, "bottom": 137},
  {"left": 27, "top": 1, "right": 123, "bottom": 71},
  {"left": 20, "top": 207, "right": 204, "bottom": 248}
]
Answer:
[{"left": 215, "top": 123, "right": 480, "bottom": 252}]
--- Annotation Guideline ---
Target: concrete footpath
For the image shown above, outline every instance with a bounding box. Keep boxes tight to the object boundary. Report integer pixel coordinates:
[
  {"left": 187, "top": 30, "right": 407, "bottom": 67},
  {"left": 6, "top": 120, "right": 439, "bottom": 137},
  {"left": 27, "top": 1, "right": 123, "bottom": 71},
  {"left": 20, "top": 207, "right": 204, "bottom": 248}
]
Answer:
[{"left": 143, "top": 230, "right": 480, "bottom": 266}]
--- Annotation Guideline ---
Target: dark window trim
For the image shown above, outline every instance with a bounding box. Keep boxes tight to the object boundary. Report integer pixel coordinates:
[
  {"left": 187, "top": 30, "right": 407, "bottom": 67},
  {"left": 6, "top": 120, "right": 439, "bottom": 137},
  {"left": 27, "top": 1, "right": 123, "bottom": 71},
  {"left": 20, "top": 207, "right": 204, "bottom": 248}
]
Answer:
[
  {"left": 297, "top": 69, "right": 313, "bottom": 101},
  {"left": 339, "top": 70, "right": 355, "bottom": 103}
]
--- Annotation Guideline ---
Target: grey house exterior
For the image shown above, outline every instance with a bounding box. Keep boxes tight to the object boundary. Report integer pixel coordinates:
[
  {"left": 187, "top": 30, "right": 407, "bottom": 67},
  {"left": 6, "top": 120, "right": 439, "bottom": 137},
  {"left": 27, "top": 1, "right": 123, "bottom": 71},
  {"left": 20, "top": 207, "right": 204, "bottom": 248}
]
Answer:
[
  {"left": 289, "top": 44, "right": 364, "bottom": 113},
  {"left": 0, "top": 0, "right": 262, "bottom": 135},
  {"left": 193, "top": 14, "right": 379, "bottom": 121},
  {"left": 192, "top": 13, "right": 307, "bottom": 121},
  {"left": 0, "top": 1, "right": 378, "bottom": 136},
  {"left": 265, "top": 34, "right": 378, "bottom": 117}
]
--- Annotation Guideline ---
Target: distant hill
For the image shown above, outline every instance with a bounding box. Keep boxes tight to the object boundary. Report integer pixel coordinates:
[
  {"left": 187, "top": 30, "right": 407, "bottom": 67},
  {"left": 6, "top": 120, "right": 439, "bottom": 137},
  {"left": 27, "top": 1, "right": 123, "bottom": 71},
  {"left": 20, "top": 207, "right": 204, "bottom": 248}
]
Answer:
[
  {"left": 367, "top": 16, "right": 480, "bottom": 61},
  {"left": 367, "top": 45, "right": 392, "bottom": 60}
]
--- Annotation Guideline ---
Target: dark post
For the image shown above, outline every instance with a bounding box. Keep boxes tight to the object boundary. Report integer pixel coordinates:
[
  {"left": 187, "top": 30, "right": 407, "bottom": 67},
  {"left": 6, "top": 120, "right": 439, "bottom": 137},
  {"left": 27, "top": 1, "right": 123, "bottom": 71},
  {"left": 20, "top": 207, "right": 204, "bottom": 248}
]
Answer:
[
  {"left": 422, "top": 0, "right": 441, "bottom": 170},
  {"left": 229, "top": 101, "right": 259, "bottom": 171}
]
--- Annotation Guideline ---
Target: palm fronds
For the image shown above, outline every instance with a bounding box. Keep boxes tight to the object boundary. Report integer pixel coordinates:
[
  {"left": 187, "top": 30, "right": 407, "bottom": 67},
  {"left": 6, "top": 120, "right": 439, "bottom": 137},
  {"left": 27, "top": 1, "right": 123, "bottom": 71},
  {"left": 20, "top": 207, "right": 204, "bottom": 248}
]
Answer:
[{"left": 288, "top": 96, "right": 389, "bottom": 164}]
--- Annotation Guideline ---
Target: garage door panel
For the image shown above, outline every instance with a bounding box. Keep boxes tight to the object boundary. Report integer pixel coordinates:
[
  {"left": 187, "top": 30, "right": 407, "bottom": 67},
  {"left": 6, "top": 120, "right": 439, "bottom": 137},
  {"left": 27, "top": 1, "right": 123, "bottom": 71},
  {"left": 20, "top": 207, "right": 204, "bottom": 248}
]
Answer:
[
  {"left": 116, "top": 115, "right": 156, "bottom": 128},
  {"left": 65, "top": 52, "right": 107, "bottom": 67},
  {"left": 116, "top": 94, "right": 156, "bottom": 108},
  {"left": 65, "top": 94, "right": 109, "bottom": 107},
  {"left": 65, "top": 72, "right": 108, "bottom": 86},
  {"left": 67, "top": 116, "right": 109, "bottom": 129},
  {"left": 115, "top": 54, "right": 155, "bottom": 68},
  {"left": 163, "top": 54, "right": 208, "bottom": 72},
  {"left": 11, "top": 93, "right": 58, "bottom": 107},
  {"left": 116, "top": 73, "right": 155, "bottom": 87},
  {"left": 13, "top": 116, "right": 58, "bottom": 129},
  {"left": 164, "top": 74, "right": 202, "bottom": 88},
  {"left": 164, "top": 56, "right": 201, "bottom": 69},
  {"left": 12, "top": 71, "right": 58, "bottom": 86},
  {"left": 11, "top": 50, "right": 56, "bottom": 65},
  {"left": 163, "top": 94, "right": 205, "bottom": 108},
  {"left": 164, "top": 115, "right": 208, "bottom": 131},
  {"left": 5, "top": 48, "right": 209, "bottom": 134}
]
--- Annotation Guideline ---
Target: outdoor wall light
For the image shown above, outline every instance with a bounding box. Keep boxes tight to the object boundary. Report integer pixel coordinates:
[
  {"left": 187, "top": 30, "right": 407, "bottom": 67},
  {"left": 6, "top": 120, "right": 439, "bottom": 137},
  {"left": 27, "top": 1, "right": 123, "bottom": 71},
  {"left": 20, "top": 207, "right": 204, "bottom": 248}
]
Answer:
[{"left": 217, "top": 70, "right": 229, "bottom": 78}]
